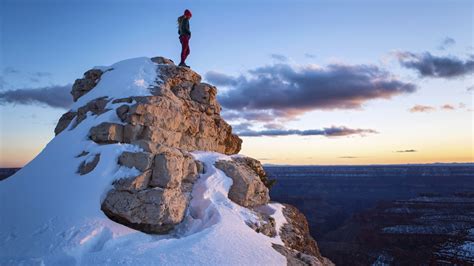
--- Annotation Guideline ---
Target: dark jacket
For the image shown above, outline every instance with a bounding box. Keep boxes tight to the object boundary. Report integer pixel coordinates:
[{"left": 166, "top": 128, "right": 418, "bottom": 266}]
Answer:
[{"left": 179, "top": 18, "right": 191, "bottom": 36}]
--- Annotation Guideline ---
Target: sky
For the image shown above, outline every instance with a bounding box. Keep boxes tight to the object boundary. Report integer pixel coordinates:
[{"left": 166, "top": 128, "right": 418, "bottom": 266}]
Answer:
[{"left": 1, "top": 0, "right": 473, "bottom": 167}]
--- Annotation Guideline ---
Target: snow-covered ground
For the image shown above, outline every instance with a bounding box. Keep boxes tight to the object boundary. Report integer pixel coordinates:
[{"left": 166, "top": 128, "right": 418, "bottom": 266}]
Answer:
[{"left": 0, "top": 57, "right": 287, "bottom": 265}]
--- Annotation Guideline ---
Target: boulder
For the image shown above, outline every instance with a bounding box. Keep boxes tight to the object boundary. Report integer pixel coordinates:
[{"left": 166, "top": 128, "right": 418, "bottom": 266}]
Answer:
[
  {"left": 234, "top": 156, "right": 276, "bottom": 188},
  {"left": 233, "top": 156, "right": 266, "bottom": 179},
  {"left": 182, "top": 152, "right": 198, "bottom": 183},
  {"left": 190, "top": 83, "right": 217, "bottom": 105},
  {"left": 55, "top": 97, "right": 110, "bottom": 135},
  {"left": 89, "top": 122, "right": 124, "bottom": 144},
  {"left": 214, "top": 159, "right": 270, "bottom": 207},
  {"left": 116, "top": 104, "right": 130, "bottom": 122},
  {"left": 54, "top": 111, "right": 77, "bottom": 135},
  {"left": 112, "top": 170, "right": 152, "bottom": 192},
  {"left": 71, "top": 69, "right": 104, "bottom": 101},
  {"left": 101, "top": 150, "right": 200, "bottom": 234},
  {"left": 101, "top": 144, "right": 201, "bottom": 234},
  {"left": 118, "top": 151, "right": 154, "bottom": 172},
  {"left": 151, "top": 149, "right": 185, "bottom": 189},
  {"left": 123, "top": 124, "right": 144, "bottom": 143},
  {"left": 78, "top": 154, "right": 100, "bottom": 175},
  {"left": 151, "top": 56, "right": 175, "bottom": 65},
  {"left": 74, "top": 97, "right": 110, "bottom": 127},
  {"left": 101, "top": 187, "right": 187, "bottom": 234}
]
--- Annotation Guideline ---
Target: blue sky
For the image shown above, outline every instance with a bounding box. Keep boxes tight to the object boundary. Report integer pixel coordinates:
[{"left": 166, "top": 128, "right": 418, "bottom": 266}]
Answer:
[{"left": 1, "top": 0, "right": 473, "bottom": 167}]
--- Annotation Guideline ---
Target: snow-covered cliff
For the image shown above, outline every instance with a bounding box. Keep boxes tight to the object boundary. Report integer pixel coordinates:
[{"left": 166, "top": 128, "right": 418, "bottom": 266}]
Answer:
[{"left": 0, "top": 57, "right": 332, "bottom": 265}]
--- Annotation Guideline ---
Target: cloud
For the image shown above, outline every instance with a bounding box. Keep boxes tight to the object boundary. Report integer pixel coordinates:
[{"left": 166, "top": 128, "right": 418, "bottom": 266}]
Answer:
[
  {"left": 438, "top": 37, "right": 456, "bottom": 50},
  {"left": 205, "top": 71, "right": 240, "bottom": 87},
  {"left": 396, "top": 149, "right": 417, "bottom": 153},
  {"left": 441, "top": 104, "right": 455, "bottom": 110},
  {"left": 222, "top": 110, "right": 284, "bottom": 122},
  {"left": 32, "top": 71, "right": 52, "bottom": 78},
  {"left": 0, "top": 85, "right": 73, "bottom": 109},
  {"left": 270, "top": 54, "right": 288, "bottom": 62},
  {"left": 409, "top": 104, "right": 435, "bottom": 113},
  {"left": 0, "top": 77, "right": 7, "bottom": 89},
  {"left": 207, "top": 63, "right": 416, "bottom": 122},
  {"left": 263, "top": 123, "right": 284, "bottom": 130},
  {"left": 468, "top": 86, "right": 474, "bottom": 92},
  {"left": 2, "top": 67, "right": 20, "bottom": 75},
  {"left": 235, "top": 125, "right": 378, "bottom": 137},
  {"left": 394, "top": 51, "right": 474, "bottom": 78}
]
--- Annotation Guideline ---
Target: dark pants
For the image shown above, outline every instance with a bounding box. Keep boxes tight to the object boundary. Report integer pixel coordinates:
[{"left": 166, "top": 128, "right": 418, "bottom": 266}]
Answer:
[{"left": 179, "top": 35, "right": 190, "bottom": 63}]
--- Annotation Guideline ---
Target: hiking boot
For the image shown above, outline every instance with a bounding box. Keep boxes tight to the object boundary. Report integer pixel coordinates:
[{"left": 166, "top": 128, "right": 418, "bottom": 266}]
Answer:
[{"left": 179, "top": 62, "right": 190, "bottom": 68}]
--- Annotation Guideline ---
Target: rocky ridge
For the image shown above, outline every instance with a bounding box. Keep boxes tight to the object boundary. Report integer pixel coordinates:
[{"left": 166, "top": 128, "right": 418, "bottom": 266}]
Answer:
[{"left": 53, "top": 56, "right": 332, "bottom": 265}]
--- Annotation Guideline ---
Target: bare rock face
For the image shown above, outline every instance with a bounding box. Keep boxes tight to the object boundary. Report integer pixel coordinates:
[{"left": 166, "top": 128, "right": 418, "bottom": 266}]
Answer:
[
  {"left": 118, "top": 151, "right": 154, "bottom": 172},
  {"left": 151, "top": 149, "right": 185, "bottom": 188},
  {"left": 274, "top": 204, "right": 334, "bottom": 266},
  {"left": 233, "top": 156, "right": 276, "bottom": 188},
  {"left": 272, "top": 244, "right": 328, "bottom": 266},
  {"left": 101, "top": 148, "right": 199, "bottom": 234},
  {"left": 151, "top": 56, "right": 175, "bottom": 65},
  {"left": 59, "top": 58, "right": 242, "bottom": 153},
  {"left": 55, "top": 97, "right": 110, "bottom": 135},
  {"left": 71, "top": 69, "right": 104, "bottom": 102},
  {"left": 214, "top": 158, "right": 270, "bottom": 207},
  {"left": 89, "top": 122, "right": 124, "bottom": 144},
  {"left": 101, "top": 187, "right": 188, "bottom": 234},
  {"left": 116, "top": 94, "right": 240, "bottom": 155},
  {"left": 55, "top": 111, "right": 77, "bottom": 135}
]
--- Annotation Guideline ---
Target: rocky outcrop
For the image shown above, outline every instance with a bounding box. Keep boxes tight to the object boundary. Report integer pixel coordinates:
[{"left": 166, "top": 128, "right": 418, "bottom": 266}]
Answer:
[
  {"left": 274, "top": 204, "right": 334, "bottom": 266},
  {"left": 54, "top": 56, "right": 329, "bottom": 266},
  {"left": 58, "top": 59, "right": 241, "bottom": 154},
  {"left": 78, "top": 154, "right": 100, "bottom": 175},
  {"left": 101, "top": 148, "right": 199, "bottom": 234},
  {"left": 233, "top": 156, "right": 276, "bottom": 188},
  {"left": 272, "top": 244, "right": 333, "bottom": 266},
  {"left": 111, "top": 93, "right": 239, "bottom": 154},
  {"left": 55, "top": 97, "right": 110, "bottom": 135},
  {"left": 71, "top": 69, "right": 104, "bottom": 102},
  {"left": 55, "top": 111, "right": 77, "bottom": 135},
  {"left": 280, "top": 204, "right": 325, "bottom": 259},
  {"left": 89, "top": 122, "right": 124, "bottom": 144},
  {"left": 214, "top": 158, "right": 270, "bottom": 207},
  {"left": 54, "top": 58, "right": 242, "bottom": 234},
  {"left": 246, "top": 210, "right": 277, "bottom": 237}
]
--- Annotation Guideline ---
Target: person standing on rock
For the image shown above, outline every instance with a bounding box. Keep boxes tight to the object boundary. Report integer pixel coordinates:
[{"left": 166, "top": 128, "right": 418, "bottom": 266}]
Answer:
[{"left": 178, "top": 9, "right": 192, "bottom": 68}]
